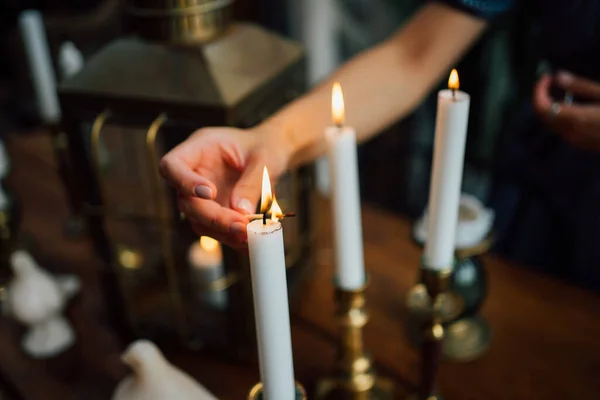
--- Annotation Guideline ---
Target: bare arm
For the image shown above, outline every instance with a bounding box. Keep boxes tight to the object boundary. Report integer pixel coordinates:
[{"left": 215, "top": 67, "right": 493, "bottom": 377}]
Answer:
[
  {"left": 264, "top": 2, "right": 487, "bottom": 168},
  {"left": 160, "top": 3, "right": 488, "bottom": 248}
]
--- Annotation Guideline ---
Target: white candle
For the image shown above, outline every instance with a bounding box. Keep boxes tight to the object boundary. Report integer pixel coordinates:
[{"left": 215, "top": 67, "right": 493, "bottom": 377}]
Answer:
[
  {"left": 325, "top": 83, "right": 366, "bottom": 290},
  {"left": 189, "top": 237, "right": 223, "bottom": 271},
  {"left": 19, "top": 10, "right": 61, "bottom": 123},
  {"left": 247, "top": 168, "right": 295, "bottom": 400},
  {"left": 188, "top": 237, "right": 227, "bottom": 310},
  {"left": 424, "top": 69, "right": 471, "bottom": 270}
]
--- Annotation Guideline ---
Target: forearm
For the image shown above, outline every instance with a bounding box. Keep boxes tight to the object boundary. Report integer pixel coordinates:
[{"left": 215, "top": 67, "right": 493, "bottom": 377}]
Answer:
[{"left": 261, "top": 3, "right": 486, "bottom": 168}]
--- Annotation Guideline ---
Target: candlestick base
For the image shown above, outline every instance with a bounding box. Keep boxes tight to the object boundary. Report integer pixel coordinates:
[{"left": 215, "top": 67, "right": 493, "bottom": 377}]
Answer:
[
  {"left": 443, "top": 315, "right": 491, "bottom": 362},
  {"left": 315, "top": 375, "right": 395, "bottom": 400},
  {"left": 247, "top": 382, "right": 307, "bottom": 400}
]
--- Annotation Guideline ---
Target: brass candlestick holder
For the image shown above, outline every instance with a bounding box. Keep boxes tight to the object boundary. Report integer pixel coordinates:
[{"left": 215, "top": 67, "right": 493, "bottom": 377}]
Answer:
[
  {"left": 316, "top": 283, "right": 394, "bottom": 399},
  {"left": 248, "top": 382, "right": 307, "bottom": 400},
  {"left": 407, "top": 236, "right": 493, "bottom": 362},
  {"left": 409, "top": 268, "right": 452, "bottom": 400}
]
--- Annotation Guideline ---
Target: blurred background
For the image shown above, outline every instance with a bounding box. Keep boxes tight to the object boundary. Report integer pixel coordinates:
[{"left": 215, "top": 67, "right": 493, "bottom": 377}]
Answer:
[
  {"left": 1, "top": 2, "right": 600, "bottom": 400},
  {"left": 0, "top": 0, "right": 528, "bottom": 215},
  {"left": 0, "top": 0, "right": 550, "bottom": 277}
]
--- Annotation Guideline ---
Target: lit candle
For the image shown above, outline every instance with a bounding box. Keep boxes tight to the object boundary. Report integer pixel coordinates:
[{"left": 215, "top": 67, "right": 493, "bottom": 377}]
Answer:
[
  {"left": 188, "top": 237, "right": 227, "bottom": 309},
  {"left": 424, "top": 69, "right": 471, "bottom": 270},
  {"left": 246, "top": 167, "right": 295, "bottom": 400},
  {"left": 19, "top": 10, "right": 61, "bottom": 123},
  {"left": 189, "top": 237, "right": 223, "bottom": 271},
  {"left": 325, "top": 83, "right": 366, "bottom": 290}
]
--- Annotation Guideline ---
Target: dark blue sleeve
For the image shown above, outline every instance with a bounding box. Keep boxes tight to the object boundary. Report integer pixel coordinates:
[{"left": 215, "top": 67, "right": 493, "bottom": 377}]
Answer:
[{"left": 432, "top": 0, "right": 516, "bottom": 21}]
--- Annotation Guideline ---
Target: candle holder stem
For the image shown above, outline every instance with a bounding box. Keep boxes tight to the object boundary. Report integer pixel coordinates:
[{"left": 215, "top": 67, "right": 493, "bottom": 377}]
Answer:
[
  {"left": 316, "top": 283, "right": 394, "bottom": 399},
  {"left": 411, "top": 269, "right": 452, "bottom": 400}
]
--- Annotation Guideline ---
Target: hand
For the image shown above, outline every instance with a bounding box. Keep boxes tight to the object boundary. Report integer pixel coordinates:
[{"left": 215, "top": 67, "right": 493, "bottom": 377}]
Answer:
[
  {"left": 159, "top": 124, "right": 291, "bottom": 249},
  {"left": 533, "top": 71, "right": 600, "bottom": 151}
]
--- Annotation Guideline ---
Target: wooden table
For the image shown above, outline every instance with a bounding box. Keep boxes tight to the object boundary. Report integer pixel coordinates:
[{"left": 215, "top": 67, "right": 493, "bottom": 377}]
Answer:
[{"left": 2, "top": 132, "right": 600, "bottom": 400}]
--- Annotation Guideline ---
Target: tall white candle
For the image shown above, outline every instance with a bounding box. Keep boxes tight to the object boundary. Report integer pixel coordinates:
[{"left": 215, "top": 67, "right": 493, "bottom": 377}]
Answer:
[
  {"left": 326, "top": 83, "right": 366, "bottom": 290},
  {"left": 424, "top": 69, "right": 471, "bottom": 270},
  {"left": 247, "top": 168, "right": 295, "bottom": 400},
  {"left": 19, "top": 10, "right": 61, "bottom": 123}
]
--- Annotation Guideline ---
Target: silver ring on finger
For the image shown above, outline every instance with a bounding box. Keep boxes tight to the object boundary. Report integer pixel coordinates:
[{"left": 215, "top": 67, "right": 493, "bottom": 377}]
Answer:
[{"left": 550, "top": 102, "right": 561, "bottom": 118}]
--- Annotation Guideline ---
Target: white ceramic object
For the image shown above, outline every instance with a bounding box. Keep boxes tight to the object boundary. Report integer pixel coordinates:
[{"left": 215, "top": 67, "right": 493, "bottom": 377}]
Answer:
[
  {"left": 6, "top": 250, "right": 80, "bottom": 358},
  {"left": 414, "top": 193, "right": 494, "bottom": 251},
  {"left": 58, "top": 41, "right": 84, "bottom": 80},
  {"left": 112, "top": 340, "right": 219, "bottom": 400}
]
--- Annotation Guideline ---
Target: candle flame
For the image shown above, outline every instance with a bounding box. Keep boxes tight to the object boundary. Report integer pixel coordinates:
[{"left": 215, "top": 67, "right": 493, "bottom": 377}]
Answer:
[
  {"left": 260, "top": 166, "right": 284, "bottom": 222},
  {"left": 260, "top": 166, "right": 273, "bottom": 214},
  {"left": 200, "top": 236, "right": 219, "bottom": 252},
  {"left": 332, "top": 82, "right": 345, "bottom": 126},
  {"left": 448, "top": 69, "right": 459, "bottom": 90},
  {"left": 118, "top": 247, "right": 143, "bottom": 270},
  {"left": 270, "top": 198, "right": 283, "bottom": 222}
]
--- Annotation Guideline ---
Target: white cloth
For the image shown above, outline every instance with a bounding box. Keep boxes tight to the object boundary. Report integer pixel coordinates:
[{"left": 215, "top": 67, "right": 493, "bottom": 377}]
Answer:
[{"left": 414, "top": 193, "right": 494, "bottom": 250}]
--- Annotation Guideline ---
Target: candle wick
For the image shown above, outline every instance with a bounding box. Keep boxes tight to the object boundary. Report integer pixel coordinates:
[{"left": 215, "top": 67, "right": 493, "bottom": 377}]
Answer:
[
  {"left": 452, "top": 89, "right": 456, "bottom": 100},
  {"left": 263, "top": 212, "right": 267, "bottom": 225}
]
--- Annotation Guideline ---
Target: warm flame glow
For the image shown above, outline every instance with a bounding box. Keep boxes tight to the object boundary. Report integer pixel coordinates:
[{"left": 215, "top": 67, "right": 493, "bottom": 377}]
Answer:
[
  {"left": 259, "top": 166, "right": 284, "bottom": 222},
  {"left": 270, "top": 198, "right": 283, "bottom": 222},
  {"left": 448, "top": 69, "right": 459, "bottom": 90},
  {"left": 200, "top": 236, "right": 219, "bottom": 252},
  {"left": 260, "top": 166, "right": 273, "bottom": 213},
  {"left": 332, "top": 82, "right": 345, "bottom": 126}
]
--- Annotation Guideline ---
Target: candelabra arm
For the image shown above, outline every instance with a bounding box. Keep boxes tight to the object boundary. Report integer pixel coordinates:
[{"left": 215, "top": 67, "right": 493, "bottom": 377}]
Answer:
[{"left": 248, "top": 382, "right": 307, "bottom": 400}]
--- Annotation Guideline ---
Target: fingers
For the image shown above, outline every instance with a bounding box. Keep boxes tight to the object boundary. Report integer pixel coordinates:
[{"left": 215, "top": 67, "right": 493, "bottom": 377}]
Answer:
[
  {"left": 179, "top": 195, "right": 248, "bottom": 236},
  {"left": 556, "top": 105, "right": 600, "bottom": 148},
  {"left": 533, "top": 74, "right": 553, "bottom": 115},
  {"left": 159, "top": 155, "right": 216, "bottom": 199},
  {"left": 533, "top": 74, "right": 577, "bottom": 133},
  {"left": 555, "top": 71, "right": 600, "bottom": 101},
  {"left": 534, "top": 86, "right": 600, "bottom": 151},
  {"left": 230, "top": 157, "right": 264, "bottom": 215},
  {"left": 189, "top": 226, "right": 247, "bottom": 251}
]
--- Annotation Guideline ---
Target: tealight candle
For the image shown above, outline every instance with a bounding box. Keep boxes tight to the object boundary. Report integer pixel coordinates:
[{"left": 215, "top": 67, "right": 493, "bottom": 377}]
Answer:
[{"left": 188, "top": 237, "right": 227, "bottom": 309}]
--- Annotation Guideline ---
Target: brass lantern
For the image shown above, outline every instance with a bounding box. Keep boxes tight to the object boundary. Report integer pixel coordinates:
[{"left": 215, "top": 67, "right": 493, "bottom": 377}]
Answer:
[{"left": 58, "top": 0, "right": 313, "bottom": 358}]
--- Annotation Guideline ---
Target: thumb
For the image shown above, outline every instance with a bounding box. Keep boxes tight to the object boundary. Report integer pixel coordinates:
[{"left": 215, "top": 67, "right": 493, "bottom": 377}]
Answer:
[{"left": 230, "top": 158, "right": 266, "bottom": 215}]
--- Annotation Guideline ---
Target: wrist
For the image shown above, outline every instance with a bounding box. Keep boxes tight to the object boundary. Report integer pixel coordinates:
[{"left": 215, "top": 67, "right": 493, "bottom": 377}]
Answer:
[{"left": 253, "top": 118, "right": 297, "bottom": 173}]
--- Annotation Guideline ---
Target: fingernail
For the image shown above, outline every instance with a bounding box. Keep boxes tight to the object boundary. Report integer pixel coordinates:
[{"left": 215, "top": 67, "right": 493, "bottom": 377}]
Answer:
[
  {"left": 236, "top": 198, "right": 254, "bottom": 214},
  {"left": 230, "top": 222, "right": 246, "bottom": 234},
  {"left": 194, "top": 185, "right": 212, "bottom": 199},
  {"left": 557, "top": 71, "right": 573, "bottom": 85}
]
